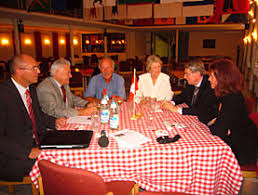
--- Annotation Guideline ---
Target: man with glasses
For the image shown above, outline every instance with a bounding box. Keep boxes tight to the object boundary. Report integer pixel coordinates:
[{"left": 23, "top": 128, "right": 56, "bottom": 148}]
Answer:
[
  {"left": 0, "top": 54, "right": 67, "bottom": 182},
  {"left": 162, "top": 60, "right": 218, "bottom": 124},
  {"left": 37, "top": 58, "right": 97, "bottom": 118}
]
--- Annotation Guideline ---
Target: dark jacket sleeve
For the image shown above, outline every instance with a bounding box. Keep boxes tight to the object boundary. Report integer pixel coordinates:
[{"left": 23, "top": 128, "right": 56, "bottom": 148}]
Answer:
[
  {"left": 30, "top": 85, "right": 56, "bottom": 136},
  {"left": 183, "top": 87, "right": 218, "bottom": 124},
  {"left": 173, "top": 84, "right": 191, "bottom": 105},
  {"left": 173, "top": 75, "right": 219, "bottom": 124}
]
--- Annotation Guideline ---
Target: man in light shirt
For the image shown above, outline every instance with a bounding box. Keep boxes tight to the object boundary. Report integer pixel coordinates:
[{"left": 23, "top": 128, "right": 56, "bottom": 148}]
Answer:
[
  {"left": 83, "top": 57, "right": 126, "bottom": 103},
  {"left": 162, "top": 60, "right": 218, "bottom": 124},
  {"left": 37, "top": 58, "right": 97, "bottom": 118},
  {"left": 0, "top": 54, "right": 66, "bottom": 182}
]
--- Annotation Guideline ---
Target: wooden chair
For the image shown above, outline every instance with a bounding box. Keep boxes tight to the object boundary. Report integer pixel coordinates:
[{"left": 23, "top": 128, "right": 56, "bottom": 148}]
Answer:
[
  {"left": 118, "top": 61, "right": 132, "bottom": 76},
  {"left": 70, "top": 71, "right": 84, "bottom": 97},
  {"left": 38, "top": 159, "right": 139, "bottom": 195},
  {"left": 240, "top": 112, "right": 258, "bottom": 178},
  {"left": 244, "top": 95, "right": 256, "bottom": 114},
  {"left": 0, "top": 176, "right": 38, "bottom": 195},
  {"left": 241, "top": 163, "right": 257, "bottom": 178}
]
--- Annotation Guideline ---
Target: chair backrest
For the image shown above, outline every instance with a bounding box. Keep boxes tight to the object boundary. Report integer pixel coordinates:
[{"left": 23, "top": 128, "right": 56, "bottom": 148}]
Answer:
[
  {"left": 249, "top": 112, "right": 258, "bottom": 132},
  {"left": 38, "top": 160, "right": 108, "bottom": 195},
  {"left": 118, "top": 61, "right": 131, "bottom": 72},
  {"left": 70, "top": 71, "right": 83, "bottom": 88},
  {"left": 244, "top": 95, "right": 256, "bottom": 114}
]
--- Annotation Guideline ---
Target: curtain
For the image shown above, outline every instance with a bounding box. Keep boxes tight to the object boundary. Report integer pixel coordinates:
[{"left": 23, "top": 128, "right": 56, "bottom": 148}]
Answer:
[
  {"left": 178, "top": 32, "right": 189, "bottom": 63},
  {"left": 52, "top": 32, "right": 59, "bottom": 59},
  {"left": 65, "top": 33, "right": 71, "bottom": 58},
  {"left": 34, "top": 31, "right": 42, "bottom": 60}
]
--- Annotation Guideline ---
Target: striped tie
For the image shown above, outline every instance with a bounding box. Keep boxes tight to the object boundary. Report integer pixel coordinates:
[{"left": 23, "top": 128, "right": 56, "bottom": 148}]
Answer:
[
  {"left": 191, "top": 87, "right": 199, "bottom": 106},
  {"left": 26, "top": 89, "right": 39, "bottom": 146}
]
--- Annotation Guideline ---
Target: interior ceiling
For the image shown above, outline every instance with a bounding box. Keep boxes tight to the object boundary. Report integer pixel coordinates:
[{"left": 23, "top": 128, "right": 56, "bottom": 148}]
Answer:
[{"left": 0, "top": 7, "right": 245, "bottom": 32}]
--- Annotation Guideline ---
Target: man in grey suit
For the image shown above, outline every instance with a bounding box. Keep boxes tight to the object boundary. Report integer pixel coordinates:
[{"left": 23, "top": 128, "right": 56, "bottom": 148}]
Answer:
[{"left": 37, "top": 58, "right": 97, "bottom": 118}]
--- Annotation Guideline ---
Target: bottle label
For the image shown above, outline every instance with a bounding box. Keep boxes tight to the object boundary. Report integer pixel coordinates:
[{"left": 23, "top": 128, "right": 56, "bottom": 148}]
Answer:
[
  {"left": 110, "top": 114, "right": 119, "bottom": 129},
  {"left": 101, "top": 109, "right": 109, "bottom": 124}
]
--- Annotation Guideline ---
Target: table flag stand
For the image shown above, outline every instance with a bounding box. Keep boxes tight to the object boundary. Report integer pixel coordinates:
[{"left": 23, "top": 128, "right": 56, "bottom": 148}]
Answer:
[{"left": 130, "top": 68, "right": 142, "bottom": 120}]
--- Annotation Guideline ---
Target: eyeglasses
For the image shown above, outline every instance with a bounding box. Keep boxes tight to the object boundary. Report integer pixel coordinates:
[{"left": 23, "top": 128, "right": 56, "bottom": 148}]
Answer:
[{"left": 19, "top": 66, "right": 40, "bottom": 72}]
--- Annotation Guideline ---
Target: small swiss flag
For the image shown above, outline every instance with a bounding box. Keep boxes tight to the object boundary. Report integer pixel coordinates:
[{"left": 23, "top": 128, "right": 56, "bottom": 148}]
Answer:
[{"left": 129, "top": 71, "right": 138, "bottom": 101}]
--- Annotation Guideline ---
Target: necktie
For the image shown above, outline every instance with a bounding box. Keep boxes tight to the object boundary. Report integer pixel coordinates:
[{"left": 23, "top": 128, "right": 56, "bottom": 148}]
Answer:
[
  {"left": 191, "top": 87, "right": 199, "bottom": 106},
  {"left": 61, "top": 86, "right": 66, "bottom": 103},
  {"left": 26, "top": 89, "right": 39, "bottom": 146}
]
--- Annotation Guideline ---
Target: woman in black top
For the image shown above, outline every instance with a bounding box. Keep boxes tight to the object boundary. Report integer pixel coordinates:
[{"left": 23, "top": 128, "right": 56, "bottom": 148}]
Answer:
[{"left": 208, "top": 58, "right": 257, "bottom": 166}]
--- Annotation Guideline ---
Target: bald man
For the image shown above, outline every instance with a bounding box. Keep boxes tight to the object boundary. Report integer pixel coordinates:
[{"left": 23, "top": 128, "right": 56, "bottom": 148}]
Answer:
[
  {"left": 83, "top": 57, "right": 126, "bottom": 103},
  {"left": 0, "top": 54, "right": 66, "bottom": 182}
]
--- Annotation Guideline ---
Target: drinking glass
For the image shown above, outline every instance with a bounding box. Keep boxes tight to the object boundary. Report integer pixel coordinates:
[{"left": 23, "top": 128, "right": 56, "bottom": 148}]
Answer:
[
  {"left": 150, "top": 97, "right": 157, "bottom": 112},
  {"left": 163, "top": 110, "right": 170, "bottom": 124},
  {"left": 147, "top": 114, "right": 155, "bottom": 131},
  {"left": 91, "top": 114, "right": 100, "bottom": 131}
]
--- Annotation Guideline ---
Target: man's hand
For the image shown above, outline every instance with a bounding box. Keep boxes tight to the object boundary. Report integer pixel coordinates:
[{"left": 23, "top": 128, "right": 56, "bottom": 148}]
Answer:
[
  {"left": 55, "top": 118, "right": 67, "bottom": 128},
  {"left": 78, "top": 106, "right": 98, "bottom": 116},
  {"left": 86, "top": 102, "right": 94, "bottom": 108},
  {"left": 161, "top": 101, "right": 178, "bottom": 113},
  {"left": 28, "top": 147, "right": 41, "bottom": 159}
]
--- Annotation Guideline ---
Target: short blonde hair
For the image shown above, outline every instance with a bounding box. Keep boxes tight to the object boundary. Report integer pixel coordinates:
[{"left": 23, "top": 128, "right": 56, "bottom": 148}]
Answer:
[{"left": 146, "top": 55, "right": 162, "bottom": 72}]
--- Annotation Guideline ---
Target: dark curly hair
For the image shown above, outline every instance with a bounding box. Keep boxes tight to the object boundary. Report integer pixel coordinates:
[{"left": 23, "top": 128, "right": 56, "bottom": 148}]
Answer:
[{"left": 209, "top": 58, "right": 243, "bottom": 97}]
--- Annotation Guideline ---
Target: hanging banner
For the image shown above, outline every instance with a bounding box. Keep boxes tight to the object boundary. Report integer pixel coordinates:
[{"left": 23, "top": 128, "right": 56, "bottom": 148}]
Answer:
[
  {"left": 183, "top": 4, "right": 213, "bottom": 17},
  {"left": 215, "top": 0, "right": 249, "bottom": 14},
  {"left": 84, "top": 7, "right": 103, "bottom": 21},
  {"left": 105, "top": 4, "right": 127, "bottom": 20},
  {"left": 154, "top": 3, "right": 182, "bottom": 18},
  {"left": 127, "top": 4, "right": 152, "bottom": 19},
  {"left": 84, "top": 0, "right": 116, "bottom": 8},
  {"left": 26, "top": 0, "right": 50, "bottom": 12},
  {"left": 154, "top": 18, "right": 175, "bottom": 25},
  {"left": 118, "top": 0, "right": 154, "bottom": 4}
]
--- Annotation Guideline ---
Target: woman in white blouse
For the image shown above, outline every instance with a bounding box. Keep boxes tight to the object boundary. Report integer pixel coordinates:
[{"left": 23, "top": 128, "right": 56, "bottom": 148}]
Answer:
[{"left": 136, "top": 55, "right": 173, "bottom": 102}]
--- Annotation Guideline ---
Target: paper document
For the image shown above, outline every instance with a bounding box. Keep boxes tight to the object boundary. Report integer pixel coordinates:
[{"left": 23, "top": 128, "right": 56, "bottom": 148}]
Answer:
[
  {"left": 111, "top": 129, "right": 151, "bottom": 149},
  {"left": 67, "top": 116, "right": 91, "bottom": 125}
]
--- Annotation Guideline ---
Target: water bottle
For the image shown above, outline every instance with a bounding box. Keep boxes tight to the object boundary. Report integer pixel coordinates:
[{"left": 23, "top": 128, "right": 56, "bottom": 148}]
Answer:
[
  {"left": 109, "top": 95, "right": 119, "bottom": 130},
  {"left": 100, "top": 89, "right": 109, "bottom": 124}
]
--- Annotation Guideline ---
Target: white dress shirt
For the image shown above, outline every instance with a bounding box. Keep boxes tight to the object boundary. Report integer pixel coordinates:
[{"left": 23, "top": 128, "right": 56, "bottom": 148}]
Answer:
[{"left": 136, "top": 72, "right": 173, "bottom": 101}]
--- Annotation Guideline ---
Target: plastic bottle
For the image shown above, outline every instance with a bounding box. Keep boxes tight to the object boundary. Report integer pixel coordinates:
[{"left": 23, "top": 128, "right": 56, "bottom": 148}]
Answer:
[
  {"left": 109, "top": 95, "right": 119, "bottom": 130},
  {"left": 100, "top": 89, "right": 109, "bottom": 124}
]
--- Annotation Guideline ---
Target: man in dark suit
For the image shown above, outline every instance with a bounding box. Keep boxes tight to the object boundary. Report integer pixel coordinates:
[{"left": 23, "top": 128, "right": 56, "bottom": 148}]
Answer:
[
  {"left": 0, "top": 54, "right": 67, "bottom": 182},
  {"left": 162, "top": 60, "right": 218, "bottom": 124}
]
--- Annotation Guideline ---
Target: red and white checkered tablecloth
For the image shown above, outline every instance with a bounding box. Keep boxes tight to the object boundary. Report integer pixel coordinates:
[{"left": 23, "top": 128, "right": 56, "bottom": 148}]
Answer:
[{"left": 30, "top": 102, "right": 243, "bottom": 195}]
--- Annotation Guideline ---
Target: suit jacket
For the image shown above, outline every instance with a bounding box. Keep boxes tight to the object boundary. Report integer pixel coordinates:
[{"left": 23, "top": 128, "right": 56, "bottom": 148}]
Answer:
[
  {"left": 0, "top": 79, "right": 56, "bottom": 181},
  {"left": 37, "top": 77, "right": 88, "bottom": 118},
  {"left": 209, "top": 93, "right": 257, "bottom": 165},
  {"left": 136, "top": 72, "right": 173, "bottom": 101},
  {"left": 173, "top": 75, "right": 219, "bottom": 124}
]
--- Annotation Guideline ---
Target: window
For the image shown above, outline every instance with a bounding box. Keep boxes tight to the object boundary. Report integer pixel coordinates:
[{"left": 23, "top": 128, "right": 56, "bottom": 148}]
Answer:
[{"left": 203, "top": 39, "right": 215, "bottom": 48}]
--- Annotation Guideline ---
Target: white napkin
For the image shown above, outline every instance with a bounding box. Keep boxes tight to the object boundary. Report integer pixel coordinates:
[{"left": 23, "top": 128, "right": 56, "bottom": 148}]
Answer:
[
  {"left": 111, "top": 129, "right": 151, "bottom": 150},
  {"left": 67, "top": 116, "right": 91, "bottom": 125}
]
